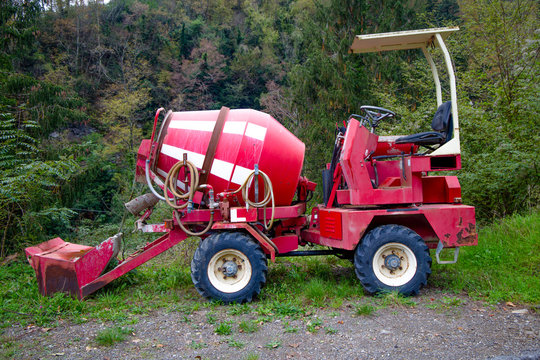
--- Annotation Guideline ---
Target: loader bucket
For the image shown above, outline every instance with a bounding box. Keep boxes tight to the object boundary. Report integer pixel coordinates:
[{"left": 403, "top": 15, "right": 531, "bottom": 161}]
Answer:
[{"left": 25, "top": 234, "right": 122, "bottom": 299}]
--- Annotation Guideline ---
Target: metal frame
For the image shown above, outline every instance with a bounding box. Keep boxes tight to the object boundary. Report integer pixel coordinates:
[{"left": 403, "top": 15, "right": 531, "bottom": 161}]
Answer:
[{"left": 350, "top": 27, "right": 460, "bottom": 156}]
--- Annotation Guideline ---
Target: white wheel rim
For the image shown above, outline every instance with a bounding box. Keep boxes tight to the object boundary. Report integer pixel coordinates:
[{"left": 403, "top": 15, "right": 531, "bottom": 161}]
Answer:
[
  {"left": 372, "top": 242, "right": 417, "bottom": 287},
  {"left": 207, "top": 249, "right": 252, "bottom": 293}
]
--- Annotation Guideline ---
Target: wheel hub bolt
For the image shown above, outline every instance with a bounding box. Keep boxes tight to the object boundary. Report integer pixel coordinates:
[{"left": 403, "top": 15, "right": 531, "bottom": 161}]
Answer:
[
  {"left": 221, "top": 260, "right": 238, "bottom": 277},
  {"left": 384, "top": 254, "right": 401, "bottom": 271}
]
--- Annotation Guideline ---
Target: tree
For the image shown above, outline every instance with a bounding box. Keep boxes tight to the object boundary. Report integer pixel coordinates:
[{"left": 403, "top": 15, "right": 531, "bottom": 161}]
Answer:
[{"left": 456, "top": 0, "right": 540, "bottom": 219}]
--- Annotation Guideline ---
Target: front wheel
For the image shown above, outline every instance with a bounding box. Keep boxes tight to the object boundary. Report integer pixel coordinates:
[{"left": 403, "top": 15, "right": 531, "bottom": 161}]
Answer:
[
  {"left": 354, "top": 225, "right": 431, "bottom": 295},
  {"left": 191, "top": 232, "right": 267, "bottom": 303}
]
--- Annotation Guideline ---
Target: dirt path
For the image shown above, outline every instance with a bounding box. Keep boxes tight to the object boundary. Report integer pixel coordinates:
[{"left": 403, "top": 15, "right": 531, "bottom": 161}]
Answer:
[{"left": 4, "top": 291, "right": 539, "bottom": 360}]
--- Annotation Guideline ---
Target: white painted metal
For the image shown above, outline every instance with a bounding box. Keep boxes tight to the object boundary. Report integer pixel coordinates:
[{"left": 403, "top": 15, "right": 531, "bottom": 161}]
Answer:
[
  {"left": 350, "top": 27, "right": 458, "bottom": 53},
  {"left": 207, "top": 249, "right": 253, "bottom": 293},
  {"left": 372, "top": 242, "right": 418, "bottom": 287},
  {"left": 422, "top": 47, "right": 442, "bottom": 107},
  {"left": 430, "top": 33, "right": 460, "bottom": 156}
]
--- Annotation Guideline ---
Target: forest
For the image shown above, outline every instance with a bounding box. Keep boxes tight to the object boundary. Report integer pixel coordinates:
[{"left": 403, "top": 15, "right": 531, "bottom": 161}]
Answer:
[{"left": 0, "top": 0, "right": 538, "bottom": 258}]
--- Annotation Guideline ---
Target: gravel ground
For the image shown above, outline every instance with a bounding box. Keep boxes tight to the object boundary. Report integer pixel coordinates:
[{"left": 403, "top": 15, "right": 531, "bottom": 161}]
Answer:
[{"left": 4, "top": 291, "right": 539, "bottom": 360}]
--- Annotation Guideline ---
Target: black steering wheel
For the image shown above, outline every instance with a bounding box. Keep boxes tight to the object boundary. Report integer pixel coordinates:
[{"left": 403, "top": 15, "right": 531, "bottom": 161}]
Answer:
[{"left": 349, "top": 105, "right": 396, "bottom": 132}]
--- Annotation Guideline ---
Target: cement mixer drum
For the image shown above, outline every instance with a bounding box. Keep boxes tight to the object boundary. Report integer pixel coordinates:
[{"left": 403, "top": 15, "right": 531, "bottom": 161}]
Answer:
[{"left": 151, "top": 109, "right": 305, "bottom": 206}]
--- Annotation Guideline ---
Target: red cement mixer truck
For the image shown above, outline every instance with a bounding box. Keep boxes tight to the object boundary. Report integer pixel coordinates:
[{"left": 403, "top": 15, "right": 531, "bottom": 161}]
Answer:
[{"left": 25, "top": 27, "right": 477, "bottom": 303}]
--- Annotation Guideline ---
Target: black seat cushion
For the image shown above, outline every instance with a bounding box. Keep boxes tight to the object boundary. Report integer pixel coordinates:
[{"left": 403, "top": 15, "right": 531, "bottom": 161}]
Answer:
[
  {"left": 395, "top": 131, "right": 446, "bottom": 145},
  {"left": 395, "top": 101, "right": 452, "bottom": 146}
]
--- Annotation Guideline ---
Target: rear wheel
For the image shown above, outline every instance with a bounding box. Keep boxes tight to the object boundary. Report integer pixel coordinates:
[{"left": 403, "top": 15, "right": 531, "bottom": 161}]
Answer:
[
  {"left": 354, "top": 225, "right": 431, "bottom": 295},
  {"left": 191, "top": 232, "right": 267, "bottom": 303}
]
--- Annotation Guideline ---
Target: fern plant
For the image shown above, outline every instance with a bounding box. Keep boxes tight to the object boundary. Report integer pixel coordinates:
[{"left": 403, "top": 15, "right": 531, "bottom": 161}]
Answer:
[{"left": 0, "top": 110, "right": 78, "bottom": 257}]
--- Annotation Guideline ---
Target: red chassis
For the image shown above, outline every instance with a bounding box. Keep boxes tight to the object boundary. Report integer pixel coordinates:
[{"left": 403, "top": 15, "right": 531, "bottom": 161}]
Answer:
[{"left": 24, "top": 117, "right": 476, "bottom": 300}]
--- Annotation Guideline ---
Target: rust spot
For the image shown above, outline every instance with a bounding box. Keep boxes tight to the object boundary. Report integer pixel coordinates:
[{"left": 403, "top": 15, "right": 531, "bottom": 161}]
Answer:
[
  {"left": 458, "top": 217, "right": 463, "bottom": 226},
  {"left": 43, "top": 264, "right": 79, "bottom": 298},
  {"left": 456, "top": 226, "right": 477, "bottom": 245},
  {"left": 442, "top": 233, "right": 451, "bottom": 247}
]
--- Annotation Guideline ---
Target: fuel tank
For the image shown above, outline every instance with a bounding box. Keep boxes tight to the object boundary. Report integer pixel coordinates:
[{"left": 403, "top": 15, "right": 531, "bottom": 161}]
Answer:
[{"left": 139, "top": 109, "right": 305, "bottom": 206}]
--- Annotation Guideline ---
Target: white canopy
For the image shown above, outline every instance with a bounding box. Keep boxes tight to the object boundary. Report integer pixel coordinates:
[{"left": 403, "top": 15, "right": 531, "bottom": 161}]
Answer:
[{"left": 350, "top": 27, "right": 459, "bottom": 54}]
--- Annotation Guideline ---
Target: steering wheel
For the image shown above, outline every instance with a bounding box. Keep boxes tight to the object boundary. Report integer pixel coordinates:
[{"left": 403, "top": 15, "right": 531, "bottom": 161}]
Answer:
[{"left": 354, "top": 105, "right": 396, "bottom": 131}]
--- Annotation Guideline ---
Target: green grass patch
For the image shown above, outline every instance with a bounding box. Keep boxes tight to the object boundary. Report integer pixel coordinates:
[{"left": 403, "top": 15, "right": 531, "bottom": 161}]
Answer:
[
  {"left": 215, "top": 321, "right": 233, "bottom": 335},
  {"left": 95, "top": 326, "right": 133, "bottom": 346},
  {"left": 306, "top": 318, "right": 323, "bottom": 333},
  {"left": 264, "top": 340, "right": 281, "bottom": 349},
  {"left": 243, "top": 353, "right": 260, "bottom": 360},
  {"left": 188, "top": 340, "right": 208, "bottom": 349},
  {"left": 431, "top": 211, "right": 540, "bottom": 304},
  {"left": 227, "top": 337, "right": 245, "bottom": 348},
  {"left": 238, "top": 320, "right": 259, "bottom": 333},
  {"left": 325, "top": 326, "right": 338, "bottom": 334},
  {"left": 355, "top": 303, "right": 376, "bottom": 316},
  {"left": 0, "top": 335, "right": 17, "bottom": 360}
]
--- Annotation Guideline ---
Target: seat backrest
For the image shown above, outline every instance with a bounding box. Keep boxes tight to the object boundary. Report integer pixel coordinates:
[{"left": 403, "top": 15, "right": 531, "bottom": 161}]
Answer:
[{"left": 431, "top": 101, "right": 453, "bottom": 142}]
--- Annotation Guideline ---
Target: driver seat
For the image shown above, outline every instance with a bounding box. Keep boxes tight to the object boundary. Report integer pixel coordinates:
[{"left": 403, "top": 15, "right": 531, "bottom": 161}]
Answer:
[{"left": 395, "top": 101, "right": 452, "bottom": 146}]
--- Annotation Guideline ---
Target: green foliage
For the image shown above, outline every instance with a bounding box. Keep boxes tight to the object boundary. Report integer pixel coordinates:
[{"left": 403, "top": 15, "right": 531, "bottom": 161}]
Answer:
[
  {"left": 238, "top": 320, "right": 259, "bottom": 333},
  {"left": 355, "top": 303, "right": 375, "bottom": 316},
  {"left": 0, "top": 110, "right": 79, "bottom": 256},
  {"left": 227, "top": 337, "right": 245, "bottom": 348},
  {"left": 215, "top": 321, "right": 233, "bottom": 335},
  {"left": 95, "top": 326, "right": 133, "bottom": 346},
  {"left": 431, "top": 211, "right": 540, "bottom": 304},
  {"left": 455, "top": 0, "right": 540, "bottom": 219}
]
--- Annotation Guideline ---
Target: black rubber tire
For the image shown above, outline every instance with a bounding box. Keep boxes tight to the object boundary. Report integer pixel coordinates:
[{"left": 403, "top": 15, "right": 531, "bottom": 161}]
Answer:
[
  {"left": 191, "top": 232, "right": 267, "bottom": 303},
  {"left": 354, "top": 225, "right": 432, "bottom": 296}
]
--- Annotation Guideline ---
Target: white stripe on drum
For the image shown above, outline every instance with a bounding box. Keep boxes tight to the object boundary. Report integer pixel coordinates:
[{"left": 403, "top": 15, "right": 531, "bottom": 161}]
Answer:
[
  {"left": 168, "top": 120, "right": 262, "bottom": 140},
  {"left": 245, "top": 122, "right": 267, "bottom": 141},
  {"left": 168, "top": 120, "right": 215, "bottom": 132},
  {"left": 156, "top": 167, "right": 187, "bottom": 191},
  {"left": 161, "top": 144, "right": 254, "bottom": 184},
  {"left": 224, "top": 121, "right": 247, "bottom": 135},
  {"left": 231, "top": 165, "right": 254, "bottom": 185}
]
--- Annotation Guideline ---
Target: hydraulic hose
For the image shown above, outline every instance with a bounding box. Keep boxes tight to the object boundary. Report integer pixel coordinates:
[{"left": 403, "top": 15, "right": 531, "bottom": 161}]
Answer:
[
  {"left": 163, "top": 160, "right": 199, "bottom": 210},
  {"left": 174, "top": 209, "right": 214, "bottom": 237},
  {"left": 162, "top": 159, "right": 215, "bottom": 236},
  {"left": 229, "top": 170, "right": 275, "bottom": 230}
]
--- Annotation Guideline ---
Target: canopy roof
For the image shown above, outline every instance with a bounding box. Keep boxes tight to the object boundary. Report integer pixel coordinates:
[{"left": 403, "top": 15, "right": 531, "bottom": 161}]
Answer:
[{"left": 350, "top": 27, "right": 459, "bottom": 53}]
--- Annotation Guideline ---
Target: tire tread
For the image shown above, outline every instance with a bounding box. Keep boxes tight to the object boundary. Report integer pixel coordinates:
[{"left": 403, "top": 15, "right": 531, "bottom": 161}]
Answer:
[
  {"left": 191, "top": 232, "right": 267, "bottom": 303},
  {"left": 354, "top": 224, "right": 432, "bottom": 296}
]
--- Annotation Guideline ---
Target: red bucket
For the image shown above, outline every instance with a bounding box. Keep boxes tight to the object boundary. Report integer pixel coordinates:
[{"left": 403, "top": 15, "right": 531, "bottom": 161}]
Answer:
[{"left": 25, "top": 234, "right": 121, "bottom": 299}]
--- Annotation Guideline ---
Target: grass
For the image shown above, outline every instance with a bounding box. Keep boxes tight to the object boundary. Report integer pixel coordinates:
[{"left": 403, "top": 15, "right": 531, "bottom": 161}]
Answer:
[
  {"left": 215, "top": 321, "right": 233, "bottom": 335},
  {"left": 355, "top": 303, "right": 376, "bottom": 316},
  {"left": 376, "top": 292, "right": 418, "bottom": 308},
  {"left": 325, "top": 326, "right": 338, "bottom": 334},
  {"left": 244, "top": 353, "right": 260, "bottom": 360},
  {"left": 0, "top": 335, "right": 16, "bottom": 359},
  {"left": 0, "top": 211, "right": 537, "bottom": 329},
  {"left": 227, "top": 337, "right": 244, "bottom": 348},
  {"left": 430, "top": 211, "right": 540, "bottom": 304},
  {"left": 95, "top": 326, "right": 133, "bottom": 346},
  {"left": 306, "top": 318, "right": 323, "bottom": 333},
  {"left": 264, "top": 340, "right": 281, "bottom": 349},
  {"left": 238, "top": 320, "right": 259, "bottom": 333},
  {"left": 188, "top": 340, "right": 208, "bottom": 349}
]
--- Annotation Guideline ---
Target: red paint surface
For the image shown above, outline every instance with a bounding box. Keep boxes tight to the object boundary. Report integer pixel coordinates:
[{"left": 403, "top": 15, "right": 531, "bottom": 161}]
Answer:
[
  {"left": 149, "top": 109, "right": 305, "bottom": 206},
  {"left": 302, "top": 204, "right": 477, "bottom": 251}
]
